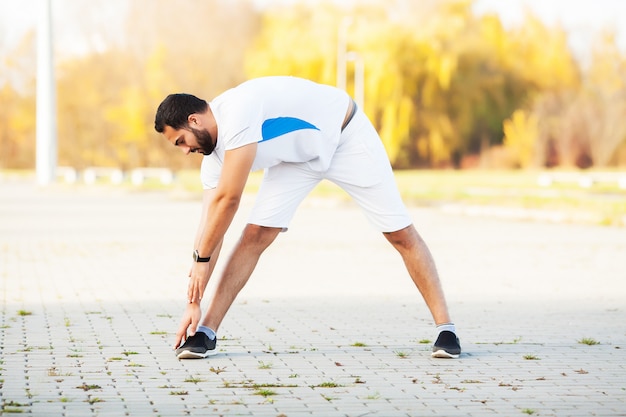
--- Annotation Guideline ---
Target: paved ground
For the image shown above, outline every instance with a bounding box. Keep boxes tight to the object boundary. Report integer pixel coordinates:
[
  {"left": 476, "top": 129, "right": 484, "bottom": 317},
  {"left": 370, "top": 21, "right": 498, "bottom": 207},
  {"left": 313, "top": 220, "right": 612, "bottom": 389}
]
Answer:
[{"left": 1, "top": 179, "right": 625, "bottom": 416}]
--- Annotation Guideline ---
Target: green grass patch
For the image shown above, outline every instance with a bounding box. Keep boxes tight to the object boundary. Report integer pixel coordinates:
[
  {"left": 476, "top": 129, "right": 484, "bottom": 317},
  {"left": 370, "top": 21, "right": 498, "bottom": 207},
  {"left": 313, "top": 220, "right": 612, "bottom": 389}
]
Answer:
[
  {"left": 209, "top": 366, "right": 226, "bottom": 374},
  {"left": 393, "top": 170, "right": 626, "bottom": 226},
  {"left": 578, "top": 337, "right": 600, "bottom": 345},
  {"left": 76, "top": 383, "right": 101, "bottom": 391},
  {"left": 312, "top": 381, "right": 342, "bottom": 388},
  {"left": 254, "top": 388, "right": 276, "bottom": 397},
  {"left": 2, "top": 401, "right": 28, "bottom": 409},
  {"left": 184, "top": 376, "right": 205, "bottom": 384},
  {"left": 86, "top": 397, "right": 104, "bottom": 405},
  {"left": 1, "top": 407, "right": 24, "bottom": 413},
  {"left": 219, "top": 169, "right": 626, "bottom": 226},
  {"left": 33, "top": 169, "right": 625, "bottom": 226},
  {"left": 365, "top": 392, "right": 381, "bottom": 400},
  {"left": 523, "top": 354, "right": 540, "bottom": 360},
  {"left": 126, "top": 362, "right": 145, "bottom": 367}
]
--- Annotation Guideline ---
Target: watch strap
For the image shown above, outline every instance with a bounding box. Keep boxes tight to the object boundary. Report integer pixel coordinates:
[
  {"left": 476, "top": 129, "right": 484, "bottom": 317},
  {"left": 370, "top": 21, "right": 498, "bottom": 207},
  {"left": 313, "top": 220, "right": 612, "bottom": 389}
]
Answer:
[{"left": 193, "top": 249, "right": 211, "bottom": 263}]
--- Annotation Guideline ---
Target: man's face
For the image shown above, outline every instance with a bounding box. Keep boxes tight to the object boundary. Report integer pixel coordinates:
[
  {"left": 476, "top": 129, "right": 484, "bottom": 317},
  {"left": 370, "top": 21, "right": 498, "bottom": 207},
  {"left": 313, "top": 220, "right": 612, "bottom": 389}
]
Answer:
[
  {"left": 189, "top": 126, "right": 216, "bottom": 155},
  {"left": 162, "top": 124, "right": 216, "bottom": 155}
]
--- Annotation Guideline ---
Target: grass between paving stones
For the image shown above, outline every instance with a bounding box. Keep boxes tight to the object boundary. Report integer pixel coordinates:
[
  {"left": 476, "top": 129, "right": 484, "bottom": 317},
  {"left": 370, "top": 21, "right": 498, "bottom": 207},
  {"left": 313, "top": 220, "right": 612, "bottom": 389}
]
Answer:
[
  {"left": 476, "top": 336, "right": 524, "bottom": 345},
  {"left": 184, "top": 376, "right": 206, "bottom": 384},
  {"left": 219, "top": 380, "right": 301, "bottom": 400},
  {"left": 523, "top": 354, "right": 540, "bottom": 360},
  {"left": 578, "top": 337, "right": 600, "bottom": 345},
  {"left": 221, "top": 381, "right": 299, "bottom": 390},
  {"left": 1, "top": 401, "right": 28, "bottom": 414},
  {"left": 86, "top": 397, "right": 104, "bottom": 405},
  {"left": 312, "top": 381, "right": 342, "bottom": 388},
  {"left": 253, "top": 388, "right": 276, "bottom": 397},
  {"left": 47, "top": 367, "right": 73, "bottom": 377},
  {"left": 209, "top": 366, "right": 226, "bottom": 374},
  {"left": 126, "top": 362, "right": 145, "bottom": 367},
  {"left": 76, "top": 383, "right": 101, "bottom": 391}
]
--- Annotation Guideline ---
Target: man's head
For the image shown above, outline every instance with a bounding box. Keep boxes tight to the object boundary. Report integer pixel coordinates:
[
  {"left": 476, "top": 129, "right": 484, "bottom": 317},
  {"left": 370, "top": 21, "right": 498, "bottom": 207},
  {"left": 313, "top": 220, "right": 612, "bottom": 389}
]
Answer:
[{"left": 154, "top": 93, "right": 216, "bottom": 155}]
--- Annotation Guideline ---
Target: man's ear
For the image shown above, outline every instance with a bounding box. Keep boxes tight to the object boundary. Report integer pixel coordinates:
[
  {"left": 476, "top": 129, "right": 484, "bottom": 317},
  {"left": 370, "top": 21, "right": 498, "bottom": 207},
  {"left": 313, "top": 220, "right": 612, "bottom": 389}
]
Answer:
[{"left": 188, "top": 114, "right": 201, "bottom": 127}]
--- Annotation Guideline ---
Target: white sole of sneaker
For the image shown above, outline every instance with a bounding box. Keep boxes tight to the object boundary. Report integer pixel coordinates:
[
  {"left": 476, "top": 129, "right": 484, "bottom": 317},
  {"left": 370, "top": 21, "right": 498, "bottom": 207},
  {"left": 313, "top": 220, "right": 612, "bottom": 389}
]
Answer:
[
  {"left": 176, "top": 350, "right": 217, "bottom": 359},
  {"left": 431, "top": 349, "right": 460, "bottom": 359}
]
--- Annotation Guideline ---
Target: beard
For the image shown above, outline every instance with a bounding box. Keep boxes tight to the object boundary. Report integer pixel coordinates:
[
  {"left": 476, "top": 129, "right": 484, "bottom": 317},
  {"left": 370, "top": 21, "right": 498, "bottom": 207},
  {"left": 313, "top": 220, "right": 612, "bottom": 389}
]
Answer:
[{"left": 190, "top": 126, "right": 216, "bottom": 155}]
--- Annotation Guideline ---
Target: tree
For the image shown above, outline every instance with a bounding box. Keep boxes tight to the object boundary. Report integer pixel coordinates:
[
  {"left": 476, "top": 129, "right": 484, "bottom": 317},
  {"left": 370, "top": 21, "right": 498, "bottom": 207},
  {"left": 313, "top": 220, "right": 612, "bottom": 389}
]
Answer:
[
  {"left": 0, "top": 31, "right": 36, "bottom": 169},
  {"left": 502, "top": 109, "right": 539, "bottom": 168},
  {"left": 531, "top": 31, "right": 626, "bottom": 168},
  {"left": 53, "top": 0, "right": 260, "bottom": 170}
]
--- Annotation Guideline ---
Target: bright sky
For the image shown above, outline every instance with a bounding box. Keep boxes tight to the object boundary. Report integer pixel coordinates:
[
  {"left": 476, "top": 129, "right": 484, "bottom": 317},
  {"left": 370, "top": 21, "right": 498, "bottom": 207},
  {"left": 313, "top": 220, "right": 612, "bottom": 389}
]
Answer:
[
  {"left": 1, "top": 0, "right": 625, "bottom": 57},
  {"left": 473, "top": 0, "right": 626, "bottom": 59}
]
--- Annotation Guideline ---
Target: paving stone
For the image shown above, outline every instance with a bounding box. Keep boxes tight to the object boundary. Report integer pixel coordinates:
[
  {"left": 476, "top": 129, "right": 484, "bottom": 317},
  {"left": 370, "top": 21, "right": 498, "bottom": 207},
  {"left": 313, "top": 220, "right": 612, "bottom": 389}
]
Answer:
[{"left": 1, "top": 181, "right": 625, "bottom": 416}]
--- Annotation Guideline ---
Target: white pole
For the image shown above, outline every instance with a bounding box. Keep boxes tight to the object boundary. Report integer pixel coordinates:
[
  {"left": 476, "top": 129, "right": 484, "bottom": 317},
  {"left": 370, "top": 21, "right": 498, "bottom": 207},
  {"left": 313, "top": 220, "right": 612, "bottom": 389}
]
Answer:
[
  {"left": 346, "top": 52, "right": 364, "bottom": 109},
  {"left": 336, "top": 17, "right": 352, "bottom": 91},
  {"left": 36, "top": 0, "right": 57, "bottom": 186}
]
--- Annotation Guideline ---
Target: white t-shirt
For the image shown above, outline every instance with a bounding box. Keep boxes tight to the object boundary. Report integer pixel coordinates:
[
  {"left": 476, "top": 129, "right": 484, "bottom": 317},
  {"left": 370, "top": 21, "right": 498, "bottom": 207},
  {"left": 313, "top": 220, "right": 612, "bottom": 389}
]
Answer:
[{"left": 200, "top": 76, "right": 350, "bottom": 189}]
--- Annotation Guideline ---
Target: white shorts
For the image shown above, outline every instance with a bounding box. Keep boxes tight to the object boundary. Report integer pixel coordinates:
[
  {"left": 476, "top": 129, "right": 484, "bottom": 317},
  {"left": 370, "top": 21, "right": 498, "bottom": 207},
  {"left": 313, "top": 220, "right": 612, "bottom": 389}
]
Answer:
[{"left": 248, "top": 108, "right": 412, "bottom": 233}]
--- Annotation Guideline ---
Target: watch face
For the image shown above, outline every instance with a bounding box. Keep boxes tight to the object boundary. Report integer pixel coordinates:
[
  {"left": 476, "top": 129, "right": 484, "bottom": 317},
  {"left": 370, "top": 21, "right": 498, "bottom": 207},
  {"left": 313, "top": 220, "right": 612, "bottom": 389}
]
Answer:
[{"left": 193, "top": 250, "right": 210, "bottom": 262}]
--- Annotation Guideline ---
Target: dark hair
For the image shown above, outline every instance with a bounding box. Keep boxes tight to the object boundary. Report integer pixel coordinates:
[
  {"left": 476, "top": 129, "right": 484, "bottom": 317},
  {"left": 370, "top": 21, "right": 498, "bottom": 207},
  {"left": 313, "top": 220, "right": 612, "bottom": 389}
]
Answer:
[{"left": 154, "top": 93, "right": 208, "bottom": 133}]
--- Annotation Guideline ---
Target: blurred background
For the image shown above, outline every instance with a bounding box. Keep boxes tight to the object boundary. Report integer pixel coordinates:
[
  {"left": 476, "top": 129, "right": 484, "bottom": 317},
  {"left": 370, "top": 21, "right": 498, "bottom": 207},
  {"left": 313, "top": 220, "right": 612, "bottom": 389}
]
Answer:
[{"left": 1, "top": 0, "right": 625, "bottom": 176}]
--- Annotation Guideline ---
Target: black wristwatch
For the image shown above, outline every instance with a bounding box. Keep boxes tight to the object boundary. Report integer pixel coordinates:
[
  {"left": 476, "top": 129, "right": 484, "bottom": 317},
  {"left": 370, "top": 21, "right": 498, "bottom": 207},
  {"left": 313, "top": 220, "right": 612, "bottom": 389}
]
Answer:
[{"left": 193, "top": 249, "right": 211, "bottom": 263}]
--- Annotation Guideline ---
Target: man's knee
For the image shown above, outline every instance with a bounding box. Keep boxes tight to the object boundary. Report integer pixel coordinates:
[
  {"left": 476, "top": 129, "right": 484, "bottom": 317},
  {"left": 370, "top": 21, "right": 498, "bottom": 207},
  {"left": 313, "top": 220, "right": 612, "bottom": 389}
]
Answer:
[
  {"left": 240, "top": 224, "right": 281, "bottom": 250},
  {"left": 383, "top": 224, "right": 418, "bottom": 250}
]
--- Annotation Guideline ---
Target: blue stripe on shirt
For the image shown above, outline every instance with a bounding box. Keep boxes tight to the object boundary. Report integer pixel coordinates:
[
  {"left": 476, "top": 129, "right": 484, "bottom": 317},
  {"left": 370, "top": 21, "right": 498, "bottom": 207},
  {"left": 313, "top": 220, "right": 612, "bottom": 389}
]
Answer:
[{"left": 261, "top": 117, "right": 319, "bottom": 142}]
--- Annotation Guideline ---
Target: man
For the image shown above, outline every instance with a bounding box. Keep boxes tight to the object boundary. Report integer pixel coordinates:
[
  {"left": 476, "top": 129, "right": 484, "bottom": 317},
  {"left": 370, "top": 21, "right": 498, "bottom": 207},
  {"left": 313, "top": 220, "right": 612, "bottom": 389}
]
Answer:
[{"left": 154, "top": 76, "right": 461, "bottom": 359}]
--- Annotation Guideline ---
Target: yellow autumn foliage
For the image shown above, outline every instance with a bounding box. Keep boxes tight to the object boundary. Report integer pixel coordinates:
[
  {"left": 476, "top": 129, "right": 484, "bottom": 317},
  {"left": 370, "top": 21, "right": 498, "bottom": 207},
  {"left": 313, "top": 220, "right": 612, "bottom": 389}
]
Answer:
[{"left": 1, "top": 0, "right": 625, "bottom": 170}]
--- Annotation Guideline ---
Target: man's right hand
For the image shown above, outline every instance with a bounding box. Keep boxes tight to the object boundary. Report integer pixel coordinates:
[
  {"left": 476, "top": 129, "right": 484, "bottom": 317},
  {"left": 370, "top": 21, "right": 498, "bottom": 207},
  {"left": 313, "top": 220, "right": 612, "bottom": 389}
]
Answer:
[
  {"left": 187, "top": 261, "right": 211, "bottom": 304},
  {"left": 173, "top": 301, "right": 201, "bottom": 349}
]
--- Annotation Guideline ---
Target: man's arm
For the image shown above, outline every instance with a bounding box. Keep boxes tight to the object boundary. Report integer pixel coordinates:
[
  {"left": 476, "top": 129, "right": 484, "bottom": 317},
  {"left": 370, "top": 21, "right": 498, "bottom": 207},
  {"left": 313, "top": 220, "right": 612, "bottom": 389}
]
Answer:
[
  {"left": 187, "top": 142, "right": 257, "bottom": 303},
  {"left": 172, "top": 188, "right": 225, "bottom": 350},
  {"left": 189, "top": 188, "right": 224, "bottom": 284}
]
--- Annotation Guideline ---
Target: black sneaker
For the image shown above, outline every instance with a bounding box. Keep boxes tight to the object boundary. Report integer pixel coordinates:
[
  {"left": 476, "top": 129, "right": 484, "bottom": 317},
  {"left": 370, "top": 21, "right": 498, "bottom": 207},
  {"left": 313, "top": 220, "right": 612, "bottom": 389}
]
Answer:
[
  {"left": 175, "top": 332, "right": 217, "bottom": 359},
  {"left": 431, "top": 330, "right": 461, "bottom": 358}
]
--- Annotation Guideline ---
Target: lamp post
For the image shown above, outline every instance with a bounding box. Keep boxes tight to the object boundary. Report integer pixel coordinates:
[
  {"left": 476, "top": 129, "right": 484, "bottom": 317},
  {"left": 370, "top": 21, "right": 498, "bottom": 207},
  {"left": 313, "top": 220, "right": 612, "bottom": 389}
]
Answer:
[
  {"left": 345, "top": 51, "right": 364, "bottom": 109},
  {"left": 337, "top": 18, "right": 364, "bottom": 109},
  {"left": 36, "top": 0, "right": 57, "bottom": 186},
  {"left": 336, "top": 17, "right": 352, "bottom": 92}
]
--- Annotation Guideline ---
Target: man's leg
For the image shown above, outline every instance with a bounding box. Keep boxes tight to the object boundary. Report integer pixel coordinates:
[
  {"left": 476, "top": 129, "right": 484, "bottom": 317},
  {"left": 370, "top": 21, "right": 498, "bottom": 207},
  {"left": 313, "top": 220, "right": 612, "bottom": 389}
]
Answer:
[
  {"left": 384, "top": 224, "right": 461, "bottom": 358},
  {"left": 383, "top": 224, "right": 451, "bottom": 325},
  {"left": 200, "top": 224, "right": 282, "bottom": 332},
  {"left": 327, "top": 109, "right": 460, "bottom": 356}
]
